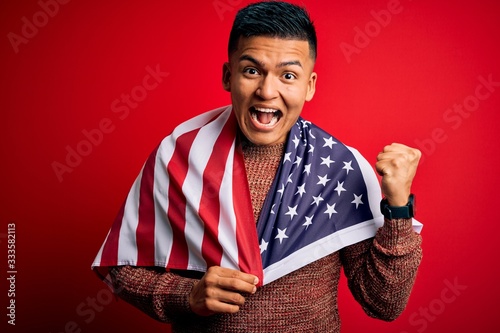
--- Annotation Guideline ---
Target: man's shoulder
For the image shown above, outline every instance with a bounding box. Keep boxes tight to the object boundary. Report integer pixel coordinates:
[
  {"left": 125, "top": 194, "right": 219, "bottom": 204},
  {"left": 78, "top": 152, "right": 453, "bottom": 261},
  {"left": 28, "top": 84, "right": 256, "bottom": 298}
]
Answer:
[
  {"left": 297, "top": 117, "right": 347, "bottom": 147},
  {"left": 295, "top": 116, "right": 369, "bottom": 163},
  {"left": 161, "top": 105, "right": 233, "bottom": 139}
]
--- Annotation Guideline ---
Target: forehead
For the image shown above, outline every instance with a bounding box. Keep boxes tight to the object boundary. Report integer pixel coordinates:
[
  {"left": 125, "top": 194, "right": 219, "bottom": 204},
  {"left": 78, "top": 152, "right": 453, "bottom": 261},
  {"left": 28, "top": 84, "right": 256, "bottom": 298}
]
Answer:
[{"left": 232, "top": 36, "right": 313, "bottom": 65}]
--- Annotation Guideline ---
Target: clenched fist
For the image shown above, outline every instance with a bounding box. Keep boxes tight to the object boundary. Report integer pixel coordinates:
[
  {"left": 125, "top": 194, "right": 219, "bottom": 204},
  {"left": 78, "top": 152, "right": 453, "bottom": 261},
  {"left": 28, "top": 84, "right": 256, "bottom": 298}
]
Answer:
[{"left": 376, "top": 143, "right": 421, "bottom": 207}]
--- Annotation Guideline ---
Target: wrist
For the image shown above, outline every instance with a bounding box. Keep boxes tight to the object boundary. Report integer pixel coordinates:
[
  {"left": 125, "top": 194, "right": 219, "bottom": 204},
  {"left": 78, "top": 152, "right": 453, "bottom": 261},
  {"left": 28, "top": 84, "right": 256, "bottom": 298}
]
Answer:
[
  {"left": 386, "top": 196, "right": 408, "bottom": 206},
  {"left": 384, "top": 190, "right": 411, "bottom": 206}
]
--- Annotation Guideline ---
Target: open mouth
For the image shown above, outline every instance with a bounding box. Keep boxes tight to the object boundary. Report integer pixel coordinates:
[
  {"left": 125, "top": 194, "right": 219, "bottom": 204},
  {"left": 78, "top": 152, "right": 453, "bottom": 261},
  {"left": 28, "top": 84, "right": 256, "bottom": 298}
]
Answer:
[{"left": 250, "top": 106, "right": 282, "bottom": 127}]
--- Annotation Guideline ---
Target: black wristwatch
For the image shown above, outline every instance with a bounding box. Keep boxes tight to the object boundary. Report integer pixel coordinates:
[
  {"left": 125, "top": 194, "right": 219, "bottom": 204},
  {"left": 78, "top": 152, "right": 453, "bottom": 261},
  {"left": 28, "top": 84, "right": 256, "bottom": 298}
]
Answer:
[{"left": 380, "top": 194, "right": 415, "bottom": 219}]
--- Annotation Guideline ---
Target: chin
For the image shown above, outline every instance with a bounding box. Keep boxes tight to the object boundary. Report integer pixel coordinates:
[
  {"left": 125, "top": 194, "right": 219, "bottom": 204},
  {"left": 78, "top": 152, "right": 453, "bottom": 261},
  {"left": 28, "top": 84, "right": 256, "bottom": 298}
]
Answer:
[{"left": 248, "top": 135, "right": 282, "bottom": 146}]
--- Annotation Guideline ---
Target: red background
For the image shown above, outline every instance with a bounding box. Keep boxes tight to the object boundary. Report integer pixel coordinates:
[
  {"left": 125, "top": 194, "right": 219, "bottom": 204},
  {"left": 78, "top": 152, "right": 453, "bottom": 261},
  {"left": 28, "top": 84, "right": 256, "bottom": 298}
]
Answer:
[{"left": 2, "top": 0, "right": 499, "bottom": 332}]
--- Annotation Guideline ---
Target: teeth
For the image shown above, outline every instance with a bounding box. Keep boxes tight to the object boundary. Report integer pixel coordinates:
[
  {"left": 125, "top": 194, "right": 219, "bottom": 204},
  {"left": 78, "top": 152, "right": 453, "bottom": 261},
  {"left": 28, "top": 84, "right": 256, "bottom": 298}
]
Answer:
[{"left": 254, "top": 107, "right": 278, "bottom": 113}]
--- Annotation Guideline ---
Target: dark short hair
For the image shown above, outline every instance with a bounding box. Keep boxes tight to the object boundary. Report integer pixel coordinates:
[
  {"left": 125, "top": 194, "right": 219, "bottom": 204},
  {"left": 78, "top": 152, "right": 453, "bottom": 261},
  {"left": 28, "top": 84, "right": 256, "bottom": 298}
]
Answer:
[{"left": 228, "top": 1, "right": 317, "bottom": 61}]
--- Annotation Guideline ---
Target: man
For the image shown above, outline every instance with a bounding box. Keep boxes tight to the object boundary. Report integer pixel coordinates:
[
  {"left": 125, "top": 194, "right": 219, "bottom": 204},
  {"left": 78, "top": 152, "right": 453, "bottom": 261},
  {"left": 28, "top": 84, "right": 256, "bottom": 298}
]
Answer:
[{"left": 92, "top": 2, "right": 422, "bottom": 332}]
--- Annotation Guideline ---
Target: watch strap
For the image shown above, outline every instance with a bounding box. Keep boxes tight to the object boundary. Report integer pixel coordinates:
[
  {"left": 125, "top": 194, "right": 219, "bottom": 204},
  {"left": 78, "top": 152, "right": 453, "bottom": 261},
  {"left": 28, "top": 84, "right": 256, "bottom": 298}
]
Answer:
[{"left": 380, "top": 194, "right": 415, "bottom": 219}]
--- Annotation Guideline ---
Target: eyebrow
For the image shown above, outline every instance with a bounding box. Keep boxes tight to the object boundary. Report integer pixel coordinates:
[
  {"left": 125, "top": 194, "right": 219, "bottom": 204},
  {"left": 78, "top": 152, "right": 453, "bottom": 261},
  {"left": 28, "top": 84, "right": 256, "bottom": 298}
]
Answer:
[{"left": 239, "top": 55, "right": 303, "bottom": 69}]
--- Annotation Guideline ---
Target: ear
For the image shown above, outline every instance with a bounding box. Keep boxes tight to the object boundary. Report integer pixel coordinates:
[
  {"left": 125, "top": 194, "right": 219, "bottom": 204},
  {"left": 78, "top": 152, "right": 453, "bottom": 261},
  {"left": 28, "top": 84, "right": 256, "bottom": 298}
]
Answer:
[
  {"left": 305, "top": 71, "right": 317, "bottom": 102},
  {"left": 222, "top": 62, "right": 231, "bottom": 92}
]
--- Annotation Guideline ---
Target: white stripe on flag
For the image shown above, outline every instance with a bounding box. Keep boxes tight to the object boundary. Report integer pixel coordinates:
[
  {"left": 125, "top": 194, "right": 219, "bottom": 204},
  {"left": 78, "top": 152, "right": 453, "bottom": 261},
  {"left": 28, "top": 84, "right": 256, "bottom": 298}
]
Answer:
[
  {"left": 218, "top": 141, "right": 240, "bottom": 270},
  {"left": 262, "top": 219, "right": 378, "bottom": 285},
  {"left": 183, "top": 109, "right": 231, "bottom": 271},
  {"left": 117, "top": 170, "right": 143, "bottom": 265},
  {"left": 170, "top": 106, "right": 229, "bottom": 139},
  {"left": 153, "top": 141, "right": 175, "bottom": 266}
]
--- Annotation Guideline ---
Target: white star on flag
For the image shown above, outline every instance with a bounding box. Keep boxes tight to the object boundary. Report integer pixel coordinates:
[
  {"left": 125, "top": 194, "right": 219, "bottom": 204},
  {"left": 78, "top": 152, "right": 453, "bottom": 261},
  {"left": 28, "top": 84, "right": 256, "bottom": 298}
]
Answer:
[
  {"left": 260, "top": 239, "right": 269, "bottom": 253},
  {"left": 308, "top": 144, "right": 315, "bottom": 154},
  {"left": 324, "top": 203, "right": 338, "bottom": 218},
  {"left": 303, "top": 163, "right": 311, "bottom": 175},
  {"left": 275, "top": 228, "right": 289, "bottom": 244},
  {"left": 303, "top": 215, "right": 314, "bottom": 229},
  {"left": 343, "top": 160, "right": 354, "bottom": 174},
  {"left": 334, "top": 181, "right": 346, "bottom": 196},
  {"left": 294, "top": 156, "right": 302, "bottom": 166},
  {"left": 317, "top": 174, "right": 331, "bottom": 186},
  {"left": 311, "top": 194, "right": 324, "bottom": 206},
  {"left": 323, "top": 136, "right": 337, "bottom": 149},
  {"left": 277, "top": 183, "right": 285, "bottom": 197},
  {"left": 295, "top": 183, "right": 306, "bottom": 197},
  {"left": 285, "top": 205, "right": 298, "bottom": 220},
  {"left": 292, "top": 135, "right": 300, "bottom": 148},
  {"left": 320, "top": 155, "right": 335, "bottom": 168},
  {"left": 351, "top": 193, "right": 364, "bottom": 209},
  {"left": 283, "top": 152, "right": 292, "bottom": 163}
]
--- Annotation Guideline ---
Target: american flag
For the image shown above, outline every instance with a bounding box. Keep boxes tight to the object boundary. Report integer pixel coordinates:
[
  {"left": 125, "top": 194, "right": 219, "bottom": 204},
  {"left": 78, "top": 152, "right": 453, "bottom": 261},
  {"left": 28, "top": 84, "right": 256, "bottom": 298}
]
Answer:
[{"left": 92, "top": 105, "right": 411, "bottom": 286}]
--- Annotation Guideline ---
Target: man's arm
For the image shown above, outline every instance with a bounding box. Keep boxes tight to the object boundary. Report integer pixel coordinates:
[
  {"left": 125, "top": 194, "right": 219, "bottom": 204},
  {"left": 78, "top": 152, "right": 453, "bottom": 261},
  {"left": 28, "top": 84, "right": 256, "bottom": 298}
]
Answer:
[
  {"left": 340, "top": 218, "right": 422, "bottom": 320},
  {"left": 109, "top": 266, "right": 197, "bottom": 323},
  {"left": 109, "top": 265, "right": 258, "bottom": 322},
  {"left": 340, "top": 143, "right": 423, "bottom": 320}
]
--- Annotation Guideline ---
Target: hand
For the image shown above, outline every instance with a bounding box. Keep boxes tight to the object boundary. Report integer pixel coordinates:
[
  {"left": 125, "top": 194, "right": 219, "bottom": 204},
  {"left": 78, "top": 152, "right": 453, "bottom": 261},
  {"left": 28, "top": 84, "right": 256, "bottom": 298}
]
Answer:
[
  {"left": 376, "top": 143, "right": 421, "bottom": 206},
  {"left": 189, "top": 266, "right": 259, "bottom": 316}
]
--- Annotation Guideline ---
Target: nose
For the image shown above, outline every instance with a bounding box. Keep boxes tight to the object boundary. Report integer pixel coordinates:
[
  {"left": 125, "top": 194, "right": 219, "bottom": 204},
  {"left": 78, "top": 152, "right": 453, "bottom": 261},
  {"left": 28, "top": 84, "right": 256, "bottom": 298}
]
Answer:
[{"left": 256, "top": 75, "right": 279, "bottom": 100}]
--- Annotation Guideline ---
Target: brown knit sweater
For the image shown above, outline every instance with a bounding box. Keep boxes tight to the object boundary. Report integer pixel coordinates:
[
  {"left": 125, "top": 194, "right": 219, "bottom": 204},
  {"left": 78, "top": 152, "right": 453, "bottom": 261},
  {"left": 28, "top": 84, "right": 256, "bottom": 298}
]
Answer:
[{"left": 109, "top": 141, "right": 422, "bottom": 333}]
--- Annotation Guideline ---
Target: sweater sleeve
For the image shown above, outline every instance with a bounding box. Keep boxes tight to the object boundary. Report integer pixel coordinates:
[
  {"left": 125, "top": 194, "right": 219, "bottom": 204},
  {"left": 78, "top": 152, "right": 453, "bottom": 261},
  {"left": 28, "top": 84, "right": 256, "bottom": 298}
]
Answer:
[
  {"left": 109, "top": 266, "right": 198, "bottom": 323},
  {"left": 340, "top": 218, "right": 422, "bottom": 321}
]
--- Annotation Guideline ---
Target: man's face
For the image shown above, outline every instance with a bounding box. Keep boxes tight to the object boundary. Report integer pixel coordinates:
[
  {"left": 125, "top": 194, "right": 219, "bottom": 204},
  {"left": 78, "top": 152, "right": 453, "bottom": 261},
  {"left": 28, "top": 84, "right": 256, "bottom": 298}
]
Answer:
[{"left": 223, "top": 36, "right": 317, "bottom": 146}]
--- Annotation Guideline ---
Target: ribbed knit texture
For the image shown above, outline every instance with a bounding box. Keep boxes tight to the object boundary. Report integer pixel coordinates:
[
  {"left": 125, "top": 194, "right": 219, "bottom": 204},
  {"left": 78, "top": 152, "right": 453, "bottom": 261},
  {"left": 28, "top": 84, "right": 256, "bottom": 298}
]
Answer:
[
  {"left": 109, "top": 141, "right": 422, "bottom": 333},
  {"left": 242, "top": 140, "right": 285, "bottom": 222}
]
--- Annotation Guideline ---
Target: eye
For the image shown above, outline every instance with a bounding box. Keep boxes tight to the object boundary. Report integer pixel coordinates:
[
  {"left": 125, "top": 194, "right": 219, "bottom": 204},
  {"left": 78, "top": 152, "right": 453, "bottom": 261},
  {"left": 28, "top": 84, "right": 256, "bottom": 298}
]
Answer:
[
  {"left": 283, "top": 72, "right": 297, "bottom": 80},
  {"left": 243, "top": 67, "right": 260, "bottom": 76}
]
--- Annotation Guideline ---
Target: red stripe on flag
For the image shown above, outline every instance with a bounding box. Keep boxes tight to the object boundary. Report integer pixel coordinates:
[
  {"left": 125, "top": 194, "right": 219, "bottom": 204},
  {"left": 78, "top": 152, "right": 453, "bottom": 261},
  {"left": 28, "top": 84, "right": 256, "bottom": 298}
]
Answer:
[
  {"left": 232, "top": 137, "right": 264, "bottom": 285},
  {"left": 166, "top": 129, "right": 200, "bottom": 269},
  {"left": 99, "top": 202, "right": 126, "bottom": 265},
  {"left": 136, "top": 147, "right": 159, "bottom": 265},
  {"left": 199, "top": 114, "right": 235, "bottom": 267}
]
